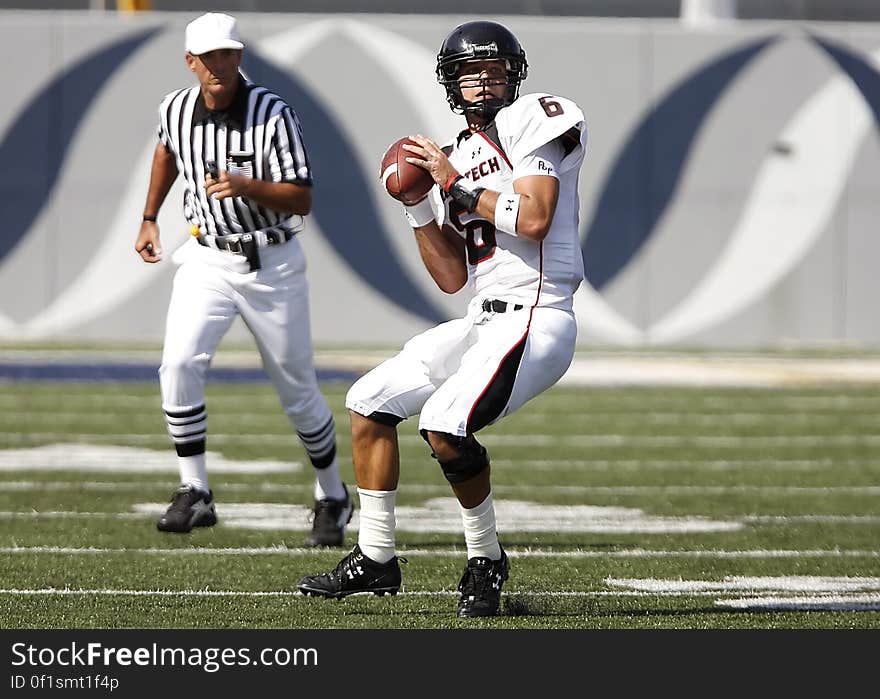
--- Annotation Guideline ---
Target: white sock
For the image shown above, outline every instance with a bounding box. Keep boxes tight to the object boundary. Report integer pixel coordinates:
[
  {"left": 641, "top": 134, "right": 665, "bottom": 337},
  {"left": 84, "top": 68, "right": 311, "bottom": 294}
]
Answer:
[
  {"left": 357, "top": 488, "right": 397, "bottom": 564},
  {"left": 313, "top": 457, "right": 347, "bottom": 501},
  {"left": 460, "top": 492, "right": 502, "bottom": 560},
  {"left": 178, "top": 453, "right": 209, "bottom": 493}
]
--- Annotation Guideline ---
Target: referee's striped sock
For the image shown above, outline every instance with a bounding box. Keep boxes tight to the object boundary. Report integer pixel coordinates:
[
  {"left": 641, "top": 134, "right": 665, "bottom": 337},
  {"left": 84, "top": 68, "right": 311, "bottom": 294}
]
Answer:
[
  {"left": 298, "top": 416, "right": 345, "bottom": 501},
  {"left": 164, "top": 403, "right": 207, "bottom": 455},
  {"left": 163, "top": 403, "right": 209, "bottom": 493},
  {"left": 298, "top": 415, "right": 336, "bottom": 469}
]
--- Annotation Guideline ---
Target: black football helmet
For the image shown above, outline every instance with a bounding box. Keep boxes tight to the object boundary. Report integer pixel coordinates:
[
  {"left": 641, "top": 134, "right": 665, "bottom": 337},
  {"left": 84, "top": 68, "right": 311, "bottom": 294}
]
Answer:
[{"left": 436, "top": 21, "right": 528, "bottom": 120}]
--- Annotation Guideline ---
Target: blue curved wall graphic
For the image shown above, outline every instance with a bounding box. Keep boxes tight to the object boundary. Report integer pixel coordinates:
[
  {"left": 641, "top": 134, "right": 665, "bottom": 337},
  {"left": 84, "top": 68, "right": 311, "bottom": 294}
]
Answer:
[
  {"left": 811, "top": 35, "right": 880, "bottom": 127},
  {"left": 3, "top": 13, "right": 880, "bottom": 348},
  {"left": 581, "top": 36, "right": 778, "bottom": 291},
  {"left": 0, "top": 27, "right": 161, "bottom": 264},
  {"left": 242, "top": 51, "right": 446, "bottom": 324}
]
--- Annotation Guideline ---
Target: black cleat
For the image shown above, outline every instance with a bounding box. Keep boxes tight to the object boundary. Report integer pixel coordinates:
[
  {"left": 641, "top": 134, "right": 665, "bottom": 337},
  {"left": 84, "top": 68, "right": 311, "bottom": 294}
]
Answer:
[
  {"left": 456, "top": 548, "right": 509, "bottom": 617},
  {"left": 297, "top": 544, "right": 402, "bottom": 599},
  {"left": 304, "top": 485, "right": 354, "bottom": 547},
  {"left": 156, "top": 484, "right": 217, "bottom": 533}
]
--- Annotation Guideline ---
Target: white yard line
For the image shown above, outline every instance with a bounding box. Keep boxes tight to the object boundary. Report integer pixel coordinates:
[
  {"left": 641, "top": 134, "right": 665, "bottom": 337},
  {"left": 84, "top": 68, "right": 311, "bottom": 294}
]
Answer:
[
  {"left": 0, "top": 444, "right": 300, "bottom": 473},
  {"left": 6, "top": 455, "right": 880, "bottom": 473},
  {"left": 0, "top": 508, "right": 876, "bottom": 528},
  {"left": 0, "top": 480, "right": 877, "bottom": 496},
  {"left": 0, "top": 588, "right": 878, "bottom": 610},
  {"left": 0, "top": 546, "right": 877, "bottom": 558},
  {"left": 0, "top": 588, "right": 689, "bottom": 598},
  {"left": 559, "top": 357, "right": 880, "bottom": 387},
  {"left": 606, "top": 577, "right": 880, "bottom": 610},
  {"left": 0, "top": 503, "right": 745, "bottom": 534},
  {"left": 607, "top": 576, "right": 880, "bottom": 592},
  {"left": 716, "top": 595, "right": 880, "bottom": 610}
]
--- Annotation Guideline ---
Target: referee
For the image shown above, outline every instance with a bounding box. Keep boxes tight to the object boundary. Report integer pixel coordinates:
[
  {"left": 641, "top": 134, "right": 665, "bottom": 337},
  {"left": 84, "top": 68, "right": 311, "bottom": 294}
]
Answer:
[{"left": 135, "top": 13, "right": 353, "bottom": 546}]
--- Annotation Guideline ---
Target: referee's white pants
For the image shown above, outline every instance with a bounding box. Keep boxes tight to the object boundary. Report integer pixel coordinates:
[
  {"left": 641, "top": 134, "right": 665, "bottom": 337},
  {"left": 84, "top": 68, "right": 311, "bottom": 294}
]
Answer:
[
  {"left": 159, "top": 237, "right": 332, "bottom": 435},
  {"left": 345, "top": 298, "right": 577, "bottom": 437}
]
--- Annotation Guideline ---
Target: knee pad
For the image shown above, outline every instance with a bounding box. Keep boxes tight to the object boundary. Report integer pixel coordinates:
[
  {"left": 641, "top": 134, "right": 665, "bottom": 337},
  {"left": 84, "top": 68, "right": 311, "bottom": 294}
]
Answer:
[{"left": 420, "top": 431, "right": 490, "bottom": 484}]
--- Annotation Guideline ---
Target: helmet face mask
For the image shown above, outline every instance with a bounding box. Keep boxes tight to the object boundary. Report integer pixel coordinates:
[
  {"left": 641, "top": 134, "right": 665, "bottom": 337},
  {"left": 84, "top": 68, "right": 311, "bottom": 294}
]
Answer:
[{"left": 436, "top": 21, "right": 528, "bottom": 121}]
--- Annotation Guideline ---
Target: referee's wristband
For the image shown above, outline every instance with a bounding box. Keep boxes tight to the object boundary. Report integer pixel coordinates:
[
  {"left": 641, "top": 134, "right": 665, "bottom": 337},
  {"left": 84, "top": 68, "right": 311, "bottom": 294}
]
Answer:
[
  {"left": 142, "top": 215, "right": 157, "bottom": 222},
  {"left": 444, "top": 174, "right": 484, "bottom": 213}
]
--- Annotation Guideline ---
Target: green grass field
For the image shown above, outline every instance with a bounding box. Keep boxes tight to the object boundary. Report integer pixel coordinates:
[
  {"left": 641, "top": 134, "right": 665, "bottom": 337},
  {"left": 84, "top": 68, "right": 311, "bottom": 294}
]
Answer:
[{"left": 1, "top": 379, "right": 878, "bottom": 629}]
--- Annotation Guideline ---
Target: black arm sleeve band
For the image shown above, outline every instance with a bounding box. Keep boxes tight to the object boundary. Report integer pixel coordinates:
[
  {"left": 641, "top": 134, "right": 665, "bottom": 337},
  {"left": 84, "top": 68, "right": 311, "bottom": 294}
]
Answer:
[{"left": 447, "top": 175, "right": 485, "bottom": 213}]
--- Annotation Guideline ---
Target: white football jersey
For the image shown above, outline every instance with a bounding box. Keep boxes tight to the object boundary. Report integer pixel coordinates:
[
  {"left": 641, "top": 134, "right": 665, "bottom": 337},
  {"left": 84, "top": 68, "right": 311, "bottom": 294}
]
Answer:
[{"left": 437, "top": 93, "right": 587, "bottom": 311}]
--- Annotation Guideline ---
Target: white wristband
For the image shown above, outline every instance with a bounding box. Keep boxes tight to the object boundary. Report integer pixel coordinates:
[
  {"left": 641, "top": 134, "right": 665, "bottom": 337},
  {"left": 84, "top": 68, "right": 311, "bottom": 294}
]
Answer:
[
  {"left": 403, "top": 196, "right": 435, "bottom": 228},
  {"left": 494, "top": 193, "right": 521, "bottom": 236}
]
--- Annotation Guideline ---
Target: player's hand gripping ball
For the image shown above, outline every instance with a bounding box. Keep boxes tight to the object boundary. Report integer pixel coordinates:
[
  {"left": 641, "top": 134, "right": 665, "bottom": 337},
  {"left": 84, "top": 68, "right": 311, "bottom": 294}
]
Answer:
[{"left": 380, "top": 137, "right": 435, "bottom": 205}]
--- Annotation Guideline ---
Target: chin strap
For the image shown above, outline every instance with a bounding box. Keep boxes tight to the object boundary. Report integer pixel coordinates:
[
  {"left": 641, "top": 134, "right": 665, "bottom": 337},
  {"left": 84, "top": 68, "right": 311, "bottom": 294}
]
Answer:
[{"left": 463, "top": 98, "right": 504, "bottom": 121}]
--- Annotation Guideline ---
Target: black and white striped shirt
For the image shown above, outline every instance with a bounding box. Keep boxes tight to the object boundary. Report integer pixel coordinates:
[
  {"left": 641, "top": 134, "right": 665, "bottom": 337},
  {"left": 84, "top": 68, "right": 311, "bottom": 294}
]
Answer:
[{"left": 157, "top": 74, "right": 312, "bottom": 237}]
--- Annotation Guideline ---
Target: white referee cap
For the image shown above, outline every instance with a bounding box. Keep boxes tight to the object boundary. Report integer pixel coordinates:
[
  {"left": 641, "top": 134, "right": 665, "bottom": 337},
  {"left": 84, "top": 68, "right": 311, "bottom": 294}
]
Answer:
[{"left": 185, "top": 13, "right": 245, "bottom": 56}]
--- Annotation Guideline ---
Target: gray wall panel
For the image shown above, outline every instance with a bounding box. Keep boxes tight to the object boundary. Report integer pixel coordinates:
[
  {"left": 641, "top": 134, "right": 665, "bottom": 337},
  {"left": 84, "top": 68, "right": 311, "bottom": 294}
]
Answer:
[{"left": 1, "top": 11, "right": 879, "bottom": 348}]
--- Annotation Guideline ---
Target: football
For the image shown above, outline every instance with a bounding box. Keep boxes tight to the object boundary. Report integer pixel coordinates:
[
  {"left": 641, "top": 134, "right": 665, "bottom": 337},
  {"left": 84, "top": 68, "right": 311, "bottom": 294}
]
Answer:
[{"left": 380, "top": 137, "right": 435, "bottom": 205}]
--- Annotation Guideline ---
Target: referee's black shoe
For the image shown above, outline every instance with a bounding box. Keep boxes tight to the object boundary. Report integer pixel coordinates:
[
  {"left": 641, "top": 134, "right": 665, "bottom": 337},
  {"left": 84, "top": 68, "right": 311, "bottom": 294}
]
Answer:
[
  {"left": 456, "top": 547, "right": 509, "bottom": 617},
  {"left": 304, "top": 485, "right": 353, "bottom": 547},
  {"left": 297, "top": 544, "right": 402, "bottom": 599},
  {"left": 156, "top": 484, "right": 217, "bottom": 533}
]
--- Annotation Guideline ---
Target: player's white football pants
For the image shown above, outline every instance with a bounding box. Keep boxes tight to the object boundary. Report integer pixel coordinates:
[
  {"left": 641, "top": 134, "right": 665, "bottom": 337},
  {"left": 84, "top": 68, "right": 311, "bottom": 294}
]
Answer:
[
  {"left": 346, "top": 297, "right": 577, "bottom": 436},
  {"left": 159, "top": 237, "right": 335, "bottom": 452}
]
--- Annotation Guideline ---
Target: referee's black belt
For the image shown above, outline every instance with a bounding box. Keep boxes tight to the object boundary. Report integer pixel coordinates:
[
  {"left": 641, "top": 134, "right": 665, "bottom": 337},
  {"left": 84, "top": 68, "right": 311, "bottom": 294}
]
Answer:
[
  {"left": 198, "top": 227, "right": 296, "bottom": 252},
  {"left": 482, "top": 299, "right": 524, "bottom": 313}
]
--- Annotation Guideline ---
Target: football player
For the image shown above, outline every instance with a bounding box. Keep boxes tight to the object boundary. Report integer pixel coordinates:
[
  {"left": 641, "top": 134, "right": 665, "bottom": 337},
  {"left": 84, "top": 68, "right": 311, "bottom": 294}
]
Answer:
[{"left": 298, "top": 20, "right": 587, "bottom": 617}]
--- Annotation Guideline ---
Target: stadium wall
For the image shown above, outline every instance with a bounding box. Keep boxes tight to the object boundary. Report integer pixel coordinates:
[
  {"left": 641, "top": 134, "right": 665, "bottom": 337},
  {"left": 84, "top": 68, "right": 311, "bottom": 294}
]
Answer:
[{"left": 1, "top": 11, "right": 879, "bottom": 349}]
